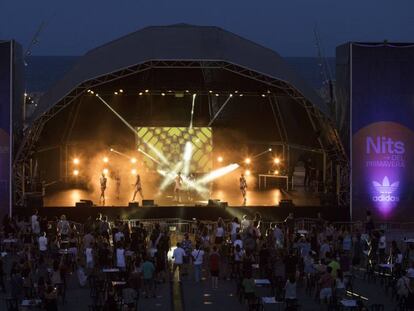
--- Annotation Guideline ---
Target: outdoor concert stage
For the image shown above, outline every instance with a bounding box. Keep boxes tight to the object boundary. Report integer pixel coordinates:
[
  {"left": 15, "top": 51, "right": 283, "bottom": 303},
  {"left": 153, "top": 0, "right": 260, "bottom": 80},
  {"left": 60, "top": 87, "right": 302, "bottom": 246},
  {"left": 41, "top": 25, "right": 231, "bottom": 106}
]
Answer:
[{"left": 14, "top": 25, "right": 348, "bottom": 219}]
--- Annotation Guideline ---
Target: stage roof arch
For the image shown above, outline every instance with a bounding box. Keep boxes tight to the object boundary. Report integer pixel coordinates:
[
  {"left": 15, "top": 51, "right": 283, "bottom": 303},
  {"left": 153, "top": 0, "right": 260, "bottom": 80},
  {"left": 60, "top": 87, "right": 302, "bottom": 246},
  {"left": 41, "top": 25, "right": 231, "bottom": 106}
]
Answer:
[{"left": 32, "top": 23, "right": 329, "bottom": 122}]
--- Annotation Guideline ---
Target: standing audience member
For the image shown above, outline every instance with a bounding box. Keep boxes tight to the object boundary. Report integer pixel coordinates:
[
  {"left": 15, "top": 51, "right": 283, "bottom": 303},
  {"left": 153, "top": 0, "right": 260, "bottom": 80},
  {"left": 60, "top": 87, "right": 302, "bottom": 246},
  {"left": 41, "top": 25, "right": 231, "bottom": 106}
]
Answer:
[{"left": 209, "top": 246, "right": 221, "bottom": 289}]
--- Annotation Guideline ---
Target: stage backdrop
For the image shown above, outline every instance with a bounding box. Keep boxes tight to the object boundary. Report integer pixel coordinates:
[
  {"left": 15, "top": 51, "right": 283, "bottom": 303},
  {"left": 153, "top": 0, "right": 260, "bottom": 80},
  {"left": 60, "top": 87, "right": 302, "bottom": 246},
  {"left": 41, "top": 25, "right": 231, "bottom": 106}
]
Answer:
[
  {"left": 337, "top": 43, "right": 414, "bottom": 221},
  {"left": 0, "top": 42, "right": 12, "bottom": 216},
  {"left": 136, "top": 127, "right": 213, "bottom": 173}
]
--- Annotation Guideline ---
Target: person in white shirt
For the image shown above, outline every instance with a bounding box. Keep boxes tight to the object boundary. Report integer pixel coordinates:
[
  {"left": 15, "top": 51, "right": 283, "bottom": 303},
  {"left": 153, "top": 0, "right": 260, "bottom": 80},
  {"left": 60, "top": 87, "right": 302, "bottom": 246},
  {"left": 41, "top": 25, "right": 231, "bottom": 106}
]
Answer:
[
  {"left": 85, "top": 247, "right": 94, "bottom": 269},
  {"left": 114, "top": 230, "right": 125, "bottom": 243},
  {"left": 241, "top": 215, "right": 250, "bottom": 232},
  {"left": 57, "top": 215, "right": 70, "bottom": 238},
  {"left": 320, "top": 240, "right": 331, "bottom": 260},
  {"left": 230, "top": 217, "right": 240, "bottom": 242},
  {"left": 215, "top": 223, "right": 225, "bottom": 245},
  {"left": 273, "top": 224, "right": 284, "bottom": 249},
  {"left": 116, "top": 244, "right": 126, "bottom": 270},
  {"left": 191, "top": 244, "right": 205, "bottom": 283},
  {"left": 172, "top": 243, "right": 186, "bottom": 281},
  {"left": 233, "top": 234, "right": 243, "bottom": 250},
  {"left": 31, "top": 210, "right": 38, "bottom": 229},
  {"left": 38, "top": 232, "right": 48, "bottom": 253}
]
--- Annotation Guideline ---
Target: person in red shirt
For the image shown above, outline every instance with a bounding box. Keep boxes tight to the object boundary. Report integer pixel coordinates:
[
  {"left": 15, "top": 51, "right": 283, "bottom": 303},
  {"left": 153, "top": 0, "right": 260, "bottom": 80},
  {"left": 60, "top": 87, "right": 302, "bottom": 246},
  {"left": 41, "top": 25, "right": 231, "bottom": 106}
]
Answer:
[{"left": 209, "top": 246, "right": 220, "bottom": 289}]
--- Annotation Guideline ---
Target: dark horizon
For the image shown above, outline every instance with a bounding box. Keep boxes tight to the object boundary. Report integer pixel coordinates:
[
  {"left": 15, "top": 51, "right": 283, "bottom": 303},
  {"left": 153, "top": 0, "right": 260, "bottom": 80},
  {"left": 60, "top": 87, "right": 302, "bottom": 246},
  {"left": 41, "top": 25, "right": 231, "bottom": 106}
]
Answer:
[{"left": 1, "top": 0, "right": 413, "bottom": 57}]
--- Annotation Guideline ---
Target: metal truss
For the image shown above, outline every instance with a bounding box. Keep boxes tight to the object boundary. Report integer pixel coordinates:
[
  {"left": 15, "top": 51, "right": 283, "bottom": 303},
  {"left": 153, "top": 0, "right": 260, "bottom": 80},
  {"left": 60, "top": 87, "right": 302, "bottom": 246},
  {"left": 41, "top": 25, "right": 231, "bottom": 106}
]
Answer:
[{"left": 14, "top": 59, "right": 349, "bottom": 207}]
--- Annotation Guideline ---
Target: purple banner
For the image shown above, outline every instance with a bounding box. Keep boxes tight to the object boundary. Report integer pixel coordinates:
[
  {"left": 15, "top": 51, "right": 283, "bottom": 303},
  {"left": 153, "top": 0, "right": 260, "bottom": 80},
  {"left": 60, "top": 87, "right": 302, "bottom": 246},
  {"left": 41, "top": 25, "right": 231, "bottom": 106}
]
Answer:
[
  {"left": 351, "top": 44, "right": 414, "bottom": 221},
  {"left": 0, "top": 42, "right": 11, "bottom": 216}
]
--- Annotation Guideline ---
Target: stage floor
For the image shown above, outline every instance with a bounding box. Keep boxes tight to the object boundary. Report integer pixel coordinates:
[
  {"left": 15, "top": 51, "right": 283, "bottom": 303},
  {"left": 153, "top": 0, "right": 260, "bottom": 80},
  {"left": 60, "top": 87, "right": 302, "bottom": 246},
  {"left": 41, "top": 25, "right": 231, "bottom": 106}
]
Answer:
[{"left": 43, "top": 186, "right": 321, "bottom": 207}]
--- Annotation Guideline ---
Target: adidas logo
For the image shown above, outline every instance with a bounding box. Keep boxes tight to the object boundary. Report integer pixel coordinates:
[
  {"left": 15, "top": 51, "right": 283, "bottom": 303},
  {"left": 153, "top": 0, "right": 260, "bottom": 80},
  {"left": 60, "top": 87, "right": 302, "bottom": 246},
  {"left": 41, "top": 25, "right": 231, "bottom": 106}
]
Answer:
[{"left": 372, "top": 176, "right": 399, "bottom": 202}]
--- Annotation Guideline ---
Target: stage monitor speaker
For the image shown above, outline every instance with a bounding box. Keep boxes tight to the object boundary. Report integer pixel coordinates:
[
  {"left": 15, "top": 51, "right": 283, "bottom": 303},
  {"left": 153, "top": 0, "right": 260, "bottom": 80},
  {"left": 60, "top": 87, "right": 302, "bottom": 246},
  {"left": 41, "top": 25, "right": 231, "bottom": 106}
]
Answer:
[
  {"left": 142, "top": 200, "right": 155, "bottom": 206},
  {"left": 76, "top": 199, "right": 93, "bottom": 208},
  {"left": 279, "top": 199, "right": 293, "bottom": 208},
  {"left": 220, "top": 202, "right": 228, "bottom": 208},
  {"left": 128, "top": 202, "right": 139, "bottom": 208},
  {"left": 208, "top": 199, "right": 226, "bottom": 207},
  {"left": 207, "top": 199, "right": 220, "bottom": 207}
]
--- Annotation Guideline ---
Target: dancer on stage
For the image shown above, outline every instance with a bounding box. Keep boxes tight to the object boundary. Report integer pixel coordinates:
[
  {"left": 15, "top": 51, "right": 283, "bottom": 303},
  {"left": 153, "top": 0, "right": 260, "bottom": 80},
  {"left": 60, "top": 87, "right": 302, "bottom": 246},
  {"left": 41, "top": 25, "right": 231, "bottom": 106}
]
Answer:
[
  {"left": 115, "top": 171, "right": 121, "bottom": 200},
  {"left": 240, "top": 173, "right": 247, "bottom": 206},
  {"left": 174, "top": 172, "right": 183, "bottom": 203},
  {"left": 132, "top": 173, "right": 144, "bottom": 201},
  {"left": 187, "top": 173, "right": 195, "bottom": 201},
  {"left": 100, "top": 173, "right": 107, "bottom": 204}
]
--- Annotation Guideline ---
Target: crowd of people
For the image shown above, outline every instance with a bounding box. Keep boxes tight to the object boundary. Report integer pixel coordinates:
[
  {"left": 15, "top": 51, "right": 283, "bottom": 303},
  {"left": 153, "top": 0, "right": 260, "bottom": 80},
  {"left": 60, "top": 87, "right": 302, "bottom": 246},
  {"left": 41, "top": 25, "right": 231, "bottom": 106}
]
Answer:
[{"left": 0, "top": 209, "right": 413, "bottom": 310}]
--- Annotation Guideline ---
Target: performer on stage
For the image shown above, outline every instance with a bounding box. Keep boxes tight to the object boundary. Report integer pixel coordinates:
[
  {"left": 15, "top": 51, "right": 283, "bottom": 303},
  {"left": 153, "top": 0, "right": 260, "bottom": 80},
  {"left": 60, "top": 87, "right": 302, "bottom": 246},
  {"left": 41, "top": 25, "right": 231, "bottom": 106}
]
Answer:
[
  {"left": 100, "top": 173, "right": 107, "bottom": 204},
  {"left": 174, "top": 172, "right": 183, "bottom": 203},
  {"left": 115, "top": 171, "right": 121, "bottom": 200},
  {"left": 132, "top": 173, "right": 144, "bottom": 201},
  {"left": 187, "top": 173, "right": 195, "bottom": 201},
  {"left": 240, "top": 173, "right": 247, "bottom": 206}
]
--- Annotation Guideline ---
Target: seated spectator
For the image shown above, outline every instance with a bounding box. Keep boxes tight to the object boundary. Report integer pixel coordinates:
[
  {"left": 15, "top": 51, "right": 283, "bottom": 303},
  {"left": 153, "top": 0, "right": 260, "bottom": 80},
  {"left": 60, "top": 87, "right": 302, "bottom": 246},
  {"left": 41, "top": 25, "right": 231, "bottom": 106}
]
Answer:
[{"left": 122, "top": 281, "right": 138, "bottom": 310}]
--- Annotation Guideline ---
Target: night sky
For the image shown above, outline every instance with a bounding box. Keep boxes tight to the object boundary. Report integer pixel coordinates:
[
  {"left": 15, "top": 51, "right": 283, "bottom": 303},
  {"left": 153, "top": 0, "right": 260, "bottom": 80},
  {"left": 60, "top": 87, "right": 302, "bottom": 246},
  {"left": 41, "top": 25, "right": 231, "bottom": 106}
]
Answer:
[{"left": 1, "top": 0, "right": 412, "bottom": 56}]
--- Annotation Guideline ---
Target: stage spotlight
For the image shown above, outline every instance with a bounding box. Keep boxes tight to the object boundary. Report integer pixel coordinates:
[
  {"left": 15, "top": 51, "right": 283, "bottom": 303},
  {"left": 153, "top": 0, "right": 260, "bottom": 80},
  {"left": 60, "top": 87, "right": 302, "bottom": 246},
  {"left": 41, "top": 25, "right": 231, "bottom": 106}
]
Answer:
[
  {"left": 119, "top": 89, "right": 123, "bottom": 93},
  {"left": 244, "top": 158, "right": 251, "bottom": 164},
  {"left": 215, "top": 93, "right": 219, "bottom": 97},
  {"left": 239, "top": 94, "right": 243, "bottom": 97},
  {"left": 103, "top": 157, "right": 109, "bottom": 163},
  {"left": 245, "top": 169, "right": 251, "bottom": 176},
  {"left": 110, "top": 148, "right": 114, "bottom": 152},
  {"left": 161, "top": 92, "right": 166, "bottom": 96},
  {"left": 73, "top": 158, "right": 80, "bottom": 165},
  {"left": 139, "top": 92, "right": 143, "bottom": 96},
  {"left": 217, "top": 156, "right": 223, "bottom": 163},
  {"left": 130, "top": 157, "right": 137, "bottom": 164},
  {"left": 274, "top": 170, "right": 279, "bottom": 175},
  {"left": 145, "top": 89, "right": 149, "bottom": 93},
  {"left": 103, "top": 168, "right": 109, "bottom": 175},
  {"left": 261, "top": 94, "right": 266, "bottom": 98},
  {"left": 90, "top": 90, "right": 94, "bottom": 94},
  {"left": 209, "top": 90, "right": 213, "bottom": 93},
  {"left": 131, "top": 169, "right": 137, "bottom": 175},
  {"left": 114, "top": 91, "right": 118, "bottom": 95},
  {"left": 73, "top": 169, "right": 79, "bottom": 176},
  {"left": 197, "top": 163, "right": 240, "bottom": 184},
  {"left": 235, "top": 90, "right": 238, "bottom": 94},
  {"left": 268, "top": 148, "right": 272, "bottom": 152},
  {"left": 274, "top": 158, "right": 280, "bottom": 164},
  {"left": 229, "top": 94, "right": 233, "bottom": 97},
  {"left": 185, "top": 90, "right": 189, "bottom": 93}
]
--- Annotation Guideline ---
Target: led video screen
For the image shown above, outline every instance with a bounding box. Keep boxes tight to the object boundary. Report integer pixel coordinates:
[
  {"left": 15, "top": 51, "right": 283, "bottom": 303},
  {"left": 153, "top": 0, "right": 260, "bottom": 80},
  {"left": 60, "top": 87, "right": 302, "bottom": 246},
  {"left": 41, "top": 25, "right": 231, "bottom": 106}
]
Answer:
[{"left": 136, "top": 127, "right": 213, "bottom": 173}]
